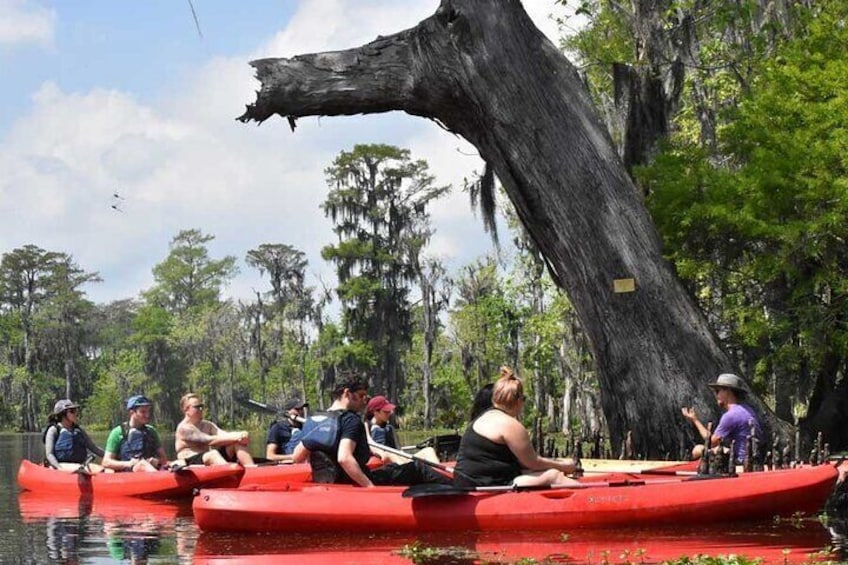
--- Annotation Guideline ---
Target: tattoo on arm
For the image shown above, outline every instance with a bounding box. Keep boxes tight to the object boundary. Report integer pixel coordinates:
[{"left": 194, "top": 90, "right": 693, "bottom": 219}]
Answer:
[{"left": 179, "top": 424, "right": 215, "bottom": 445}]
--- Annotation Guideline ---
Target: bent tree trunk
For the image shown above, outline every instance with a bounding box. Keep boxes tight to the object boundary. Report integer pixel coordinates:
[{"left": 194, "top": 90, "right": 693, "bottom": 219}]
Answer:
[{"left": 239, "top": 0, "right": 790, "bottom": 457}]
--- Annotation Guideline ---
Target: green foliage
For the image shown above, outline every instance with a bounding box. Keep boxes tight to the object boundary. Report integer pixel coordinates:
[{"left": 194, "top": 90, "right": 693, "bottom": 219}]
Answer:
[
  {"left": 0, "top": 245, "right": 100, "bottom": 430},
  {"left": 450, "top": 257, "right": 516, "bottom": 392},
  {"left": 560, "top": 0, "right": 634, "bottom": 99},
  {"left": 561, "top": 0, "right": 813, "bottom": 165},
  {"left": 321, "top": 144, "right": 448, "bottom": 394},
  {"left": 87, "top": 349, "right": 148, "bottom": 429},
  {"left": 642, "top": 2, "right": 848, "bottom": 407},
  {"left": 145, "top": 228, "right": 238, "bottom": 314},
  {"left": 397, "top": 541, "right": 479, "bottom": 564},
  {"left": 659, "top": 556, "right": 763, "bottom": 565},
  {"left": 403, "top": 329, "right": 471, "bottom": 429},
  {"left": 1, "top": 169, "right": 595, "bottom": 439}
]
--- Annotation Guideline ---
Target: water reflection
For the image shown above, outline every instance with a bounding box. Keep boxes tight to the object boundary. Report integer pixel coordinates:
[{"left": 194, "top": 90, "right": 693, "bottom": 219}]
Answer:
[
  {"left": 17, "top": 492, "right": 193, "bottom": 564},
  {"left": 45, "top": 516, "right": 84, "bottom": 564},
  {"left": 193, "top": 521, "right": 839, "bottom": 564},
  {"left": 104, "top": 525, "right": 161, "bottom": 565},
  {"left": 828, "top": 518, "right": 848, "bottom": 557}
]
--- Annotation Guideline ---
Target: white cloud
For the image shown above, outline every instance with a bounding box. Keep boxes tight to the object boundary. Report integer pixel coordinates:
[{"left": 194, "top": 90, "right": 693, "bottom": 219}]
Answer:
[
  {"left": 0, "top": 0, "right": 54, "bottom": 47},
  {"left": 1, "top": 0, "right": 572, "bottom": 305}
]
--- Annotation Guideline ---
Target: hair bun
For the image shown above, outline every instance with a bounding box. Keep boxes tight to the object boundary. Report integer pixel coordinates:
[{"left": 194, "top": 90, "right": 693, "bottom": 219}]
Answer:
[{"left": 499, "top": 366, "right": 515, "bottom": 379}]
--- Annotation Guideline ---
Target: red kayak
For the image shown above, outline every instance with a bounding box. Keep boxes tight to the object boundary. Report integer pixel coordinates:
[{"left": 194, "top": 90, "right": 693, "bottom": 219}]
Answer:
[
  {"left": 227, "top": 456, "right": 386, "bottom": 489},
  {"left": 17, "top": 459, "right": 243, "bottom": 498},
  {"left": 193, "top": 463, "right": 838, "bottom": 533}
]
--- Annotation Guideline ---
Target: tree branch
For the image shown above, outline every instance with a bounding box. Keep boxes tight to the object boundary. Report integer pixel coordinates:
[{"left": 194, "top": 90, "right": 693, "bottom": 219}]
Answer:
[{"left": 239, "top": 33, "right": 419, "bottom": 124}]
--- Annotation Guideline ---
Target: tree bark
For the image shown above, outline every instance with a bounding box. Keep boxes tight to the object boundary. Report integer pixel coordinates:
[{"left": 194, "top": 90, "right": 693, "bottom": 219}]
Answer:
[{"left": 238, "top": 0, "right": 790, "bottom": 457}]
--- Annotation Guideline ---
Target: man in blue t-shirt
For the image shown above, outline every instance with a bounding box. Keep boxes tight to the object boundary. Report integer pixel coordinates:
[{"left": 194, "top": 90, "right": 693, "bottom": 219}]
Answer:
[
  {"left": 681, "top": 373, "right": 763, "bottom": 463},
  {"left": 265, "top": 398, "right": 308, "bottom": 462}
]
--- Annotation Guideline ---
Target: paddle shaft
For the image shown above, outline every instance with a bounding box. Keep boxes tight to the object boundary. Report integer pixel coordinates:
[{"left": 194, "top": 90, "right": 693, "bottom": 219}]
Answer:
[
  {"left": 402, "top": 476, "right": 693, "bottom": 498},
  {"left": 367, "top": 440, "right": 458, "bottom": 477},
  {"left": 580, "top": 468, "right": 698, "bottom": 477},
  {"left": 473, "top": 478, "right": 684, "bottom": 491},
  {"left": 239, "top": 398, "right": 303, "bottom": 425},
  {"left": 238, "top": 398, "right": 278, "bottom": 414}
]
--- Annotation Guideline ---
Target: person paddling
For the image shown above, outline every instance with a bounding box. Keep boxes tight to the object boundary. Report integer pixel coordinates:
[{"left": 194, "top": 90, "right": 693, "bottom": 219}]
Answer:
[
  {"left": 681, "top": 373, "right": 763, "bottom": 464},
  {"left": 103, "top": 395, "right": 172, "bottom": 472},
  {"left": 43, "top": 399, "right": 105, "bottom": 474},
  {"left": 175, "top": 393, "right": 255, "bottom": 466}
]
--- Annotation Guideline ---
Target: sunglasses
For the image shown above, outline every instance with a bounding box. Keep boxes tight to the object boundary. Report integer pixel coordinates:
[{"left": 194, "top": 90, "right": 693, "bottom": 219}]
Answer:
[
  {"left": 191, "top": 404, "right": 204, "bottom": 410},
  {"left": 66, "top": 408, "right": 78, "bottom": 414}
]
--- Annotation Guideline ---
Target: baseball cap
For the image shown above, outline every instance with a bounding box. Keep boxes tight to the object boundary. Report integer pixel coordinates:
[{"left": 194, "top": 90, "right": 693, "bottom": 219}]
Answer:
[
  {"left": 52, "top": 399, "right": 80, "bottom": 416},
  {"left": 126, "top": 395, "right": 153, "bottom": 410},
  {"left": 367, "top": 395, "right": 396, "bottom": 414},
  {"left": 284, "top": 398, "right": 309, "bottom": 411}
]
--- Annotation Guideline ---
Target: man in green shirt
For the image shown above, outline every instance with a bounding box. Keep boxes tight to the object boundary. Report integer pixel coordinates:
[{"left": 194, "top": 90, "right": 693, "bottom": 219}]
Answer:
[{"left": 103, "top": 395, "right": 171, "bottom": 472}]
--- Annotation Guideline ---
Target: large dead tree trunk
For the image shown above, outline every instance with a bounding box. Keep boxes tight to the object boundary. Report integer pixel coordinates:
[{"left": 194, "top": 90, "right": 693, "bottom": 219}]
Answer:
[{"left": 238, "top": 0, "right": 790, "bottom": 457}]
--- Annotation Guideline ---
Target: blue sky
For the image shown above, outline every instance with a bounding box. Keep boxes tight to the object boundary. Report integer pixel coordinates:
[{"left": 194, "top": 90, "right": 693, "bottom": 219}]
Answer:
[{"left": 1, "top": 0, "right": 570, "bottom": 305}]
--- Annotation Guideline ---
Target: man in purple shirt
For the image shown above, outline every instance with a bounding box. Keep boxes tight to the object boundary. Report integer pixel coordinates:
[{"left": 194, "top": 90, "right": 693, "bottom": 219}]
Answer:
[{"left": 681, "top": 373, "right": 762, "bottom": 463}]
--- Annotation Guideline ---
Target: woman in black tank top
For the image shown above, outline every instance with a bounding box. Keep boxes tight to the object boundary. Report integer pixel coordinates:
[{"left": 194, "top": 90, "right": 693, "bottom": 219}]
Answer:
[{"left": 454, "top": 367, "right": 579, "bottom": 488}]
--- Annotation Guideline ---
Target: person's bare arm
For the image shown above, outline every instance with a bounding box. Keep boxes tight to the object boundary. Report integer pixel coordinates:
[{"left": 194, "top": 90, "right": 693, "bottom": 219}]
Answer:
[
  {"left": 102, "top": 451, "right": 139, "bottom": 471},
  {"left": 178, "top": 421, "right": 242, "bottom": 447},
  {"left": 681, "top": 407, "right": 719, "bottom": 446},
  {"left": 292, "top": 442, "right": 309, "bottom": 464},
  {"left": 213, "top": 423, "right": 251, "bottom": 445},
  {"left": 266, "top": 443, "right": 293, "bottom": 461},
  {"left": 176, "top": 421, "right": 214, "bottom": 449},
  {"left": 502, "top": 418, "right": 575, "bottom": 474},
  {"left": 338, "top": 438, "right": 373, "bottom": 487}
]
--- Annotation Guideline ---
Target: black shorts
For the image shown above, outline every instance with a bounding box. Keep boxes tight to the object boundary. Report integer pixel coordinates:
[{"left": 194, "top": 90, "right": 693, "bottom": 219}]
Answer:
[
  {"left": 217, "top": 446, "right": 238, "bottom": 463},
  {"left": 184, "top": 452, "right": 205, "bottom": 466}
]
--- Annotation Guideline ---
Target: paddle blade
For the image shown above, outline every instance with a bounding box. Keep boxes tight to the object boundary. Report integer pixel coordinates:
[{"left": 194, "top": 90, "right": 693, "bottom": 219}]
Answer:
[{"left": 235, "top": 397, "right": 280, "bottom": 415}]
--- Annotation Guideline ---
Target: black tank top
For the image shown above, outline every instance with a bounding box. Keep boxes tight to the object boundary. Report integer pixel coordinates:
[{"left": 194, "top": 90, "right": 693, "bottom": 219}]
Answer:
[{"left": 454, "top": 410, "right": 521, "bottom": 487}]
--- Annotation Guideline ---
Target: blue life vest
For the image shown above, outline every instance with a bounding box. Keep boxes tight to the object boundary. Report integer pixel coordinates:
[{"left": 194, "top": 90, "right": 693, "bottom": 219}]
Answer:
[
  {"left": 300, "top": 411, "right": 342, "bottom": 454},
  {"left": 283, "top": 428, "right": 302, "bottom": 455},
  {"left": 118, "top": 423, "right": 157, "bottom": 460},
  {"left": 48, "top": 424, "right": 88, "bottom": 463}
]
